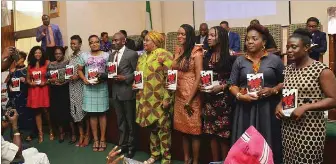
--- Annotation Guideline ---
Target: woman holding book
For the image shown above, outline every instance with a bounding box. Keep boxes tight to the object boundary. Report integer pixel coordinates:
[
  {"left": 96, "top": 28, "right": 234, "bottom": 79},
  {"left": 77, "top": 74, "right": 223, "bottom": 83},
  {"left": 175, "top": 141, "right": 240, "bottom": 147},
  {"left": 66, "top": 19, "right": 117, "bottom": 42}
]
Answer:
[
  {"left": 6, "top": 51, "right": 36, "bottom": 141},
  {"left": 275, "top": 28, "right": 336, "bottom": 164},
  {"left": 134, "top": 31, "right": 174, "bottom": 164},
  {"left": 26, "top": 46, "right": 54, "bottom": 143},
  {"left": 172, "top": 24, "right": 203, "bottom": 164},
  {"left": 47, "top": 46, "right": 75, "bottom": 143},
  {"left": 200, "top": 26, "right": 236, "bottom": 161},
  {"left": 78, "top": 35, "right": 109, "bottom": 152},
  {"left": 229, "top": 24, "right": 284, "bottom": 164},
  {"left": 69, "top": 35, "right": 91, "bottom": 147}
]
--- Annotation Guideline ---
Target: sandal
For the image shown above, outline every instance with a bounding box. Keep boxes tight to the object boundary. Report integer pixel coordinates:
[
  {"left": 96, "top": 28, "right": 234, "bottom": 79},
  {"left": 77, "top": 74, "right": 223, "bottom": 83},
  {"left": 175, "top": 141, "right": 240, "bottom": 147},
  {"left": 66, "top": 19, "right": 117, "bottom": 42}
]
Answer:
[
  {"left": 186, "top": 158, "right": 193, "bottom": 164},
  {"left": 76, "top": 135, "right": 84, "bottom": 147},
  {"left": 81, "top": 135, "right": 90, "bottom": 147},
  {"left": 98, "top": 140, "right": 107, "bottom": 152},
  {"left": 69, "top": 134, "right": 77, "bottom": 145},
  {"left": 144, "top": 157, "right": 158, "bottom": 164},
  {"left": 92, "top": 140, "right": 99, "bottom": 152},
  {"left": 38, "top": 133, "right": 43, "bottom": 144},
  {"left": 59, "top": 133, "right": 65, "bottom": 143},
  {"left": 49, "top": 131, "right": 55, "bottom": 141}
]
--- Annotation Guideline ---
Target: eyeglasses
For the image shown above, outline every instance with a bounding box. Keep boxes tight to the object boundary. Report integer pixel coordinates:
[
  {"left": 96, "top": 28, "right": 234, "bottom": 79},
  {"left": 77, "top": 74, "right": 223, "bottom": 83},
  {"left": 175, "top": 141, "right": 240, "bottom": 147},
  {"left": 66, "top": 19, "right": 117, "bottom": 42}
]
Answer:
[
  {"left": 89, "top": 41, "right": 100, "bottom": 45},
  {"left": 307, "top": 25, "right": 317, "bottom": 28}
]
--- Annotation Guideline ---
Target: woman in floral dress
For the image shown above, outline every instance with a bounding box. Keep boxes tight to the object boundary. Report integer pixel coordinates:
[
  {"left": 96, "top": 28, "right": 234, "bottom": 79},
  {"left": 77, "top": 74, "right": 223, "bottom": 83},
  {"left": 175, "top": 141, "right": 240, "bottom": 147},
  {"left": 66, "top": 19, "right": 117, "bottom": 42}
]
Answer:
[
  {"left": 78, "top": 35, "right": 109, "bottom": 152},
  {"left": 201, "top": 26, "right": 236, "bottom": 161}
]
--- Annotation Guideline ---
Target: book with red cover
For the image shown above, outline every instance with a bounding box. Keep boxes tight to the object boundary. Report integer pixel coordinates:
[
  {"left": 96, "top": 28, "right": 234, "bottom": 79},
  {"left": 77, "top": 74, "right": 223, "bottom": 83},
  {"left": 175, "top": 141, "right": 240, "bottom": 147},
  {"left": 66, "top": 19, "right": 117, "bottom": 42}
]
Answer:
[
  {"left": 282, "top": 89, "right": 298, "bottom": 117},
  {"left": 50, "top": 70, "right": 59, "bottom": 80},
  {"left": 11, "top": 78, "right": 20, "bottom": 92},
  {"left": 200, "top": 70, "right": 213, "bottom": 91},
  {"left": 107, "top": 62, "right": 117, "bottom": 78},
  {"left": 32, "top": 71, "right": 42, "bottom": 85},
  {"left": 88, "top": 68, "right": 98, "bottom": 84},
  {"left": 134, "top": 71, "right": 143, "bottom": 89},
  {"left": 167, "top": 70, "right": 177, "bottom": 90},
  {"left": 65, "top": 65, "right": 74, "bottom": 79},
  {"left": 246, "top": 73, "right": 264, "bottom": 96}
]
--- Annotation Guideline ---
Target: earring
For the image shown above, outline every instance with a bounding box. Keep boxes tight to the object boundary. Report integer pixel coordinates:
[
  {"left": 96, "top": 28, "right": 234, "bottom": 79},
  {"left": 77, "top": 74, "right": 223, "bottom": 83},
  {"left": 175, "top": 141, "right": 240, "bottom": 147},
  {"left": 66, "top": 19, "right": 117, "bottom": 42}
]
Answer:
[{"left": 262, "top": 45, "right": 266, "bottom": 50}]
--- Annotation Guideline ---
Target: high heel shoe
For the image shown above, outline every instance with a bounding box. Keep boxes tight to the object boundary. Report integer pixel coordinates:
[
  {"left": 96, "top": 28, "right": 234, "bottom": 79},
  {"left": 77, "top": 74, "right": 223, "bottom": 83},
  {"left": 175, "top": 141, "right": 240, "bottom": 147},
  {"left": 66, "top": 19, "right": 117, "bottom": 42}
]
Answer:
[
  {"left": 49, "top": 131, "right": 55, "bottom": 141},
  {"left": 38, "top": 133, "right": 44, "bottom": 144},
  {"left": 68, "top": 134, "right": 77, "bottom": 145},
  {"left": 92, "top": 140, "right": 99, "bottom": 152},
  {"left": 144, "top": 157, "right": 159, "bottom": 164},
  {"left": 80, "top": 135, "right": 90, "bottom": 147},
  {"left": 58, "top": 133, "right": 65, "bottom": 143},
  {"left": 98, "top": 140, "right": 107, "bottom": 152},
  {"left": 75, "top": 135, "right": 84, "bottom": 147}
]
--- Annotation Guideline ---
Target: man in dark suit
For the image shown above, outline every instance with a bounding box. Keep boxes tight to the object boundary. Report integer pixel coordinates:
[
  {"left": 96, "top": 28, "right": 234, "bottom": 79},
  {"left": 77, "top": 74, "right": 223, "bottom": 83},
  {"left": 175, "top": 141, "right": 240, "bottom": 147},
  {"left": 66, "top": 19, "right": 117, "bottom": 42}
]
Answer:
[
  {"left": 108, "top": 32, "right": 138, "bottom": 158},
  {"left": 220, "top": 21, "right": 241, "bottom": 52},
  {"left": 195, "top": 23, "right": 209, "bottom": 50},
  {"left": 119, "top": 30, "right": 136, "bottom": 51},
  {"left": 306, "top": 17, "right": 327, "bottom": 61}
]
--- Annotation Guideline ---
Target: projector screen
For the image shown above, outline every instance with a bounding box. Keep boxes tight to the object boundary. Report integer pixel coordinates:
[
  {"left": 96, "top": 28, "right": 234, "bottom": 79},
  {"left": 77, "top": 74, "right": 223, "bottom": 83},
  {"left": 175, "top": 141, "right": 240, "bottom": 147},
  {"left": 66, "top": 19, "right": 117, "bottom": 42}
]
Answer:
[{"left": 194, "top": 0, "right": 290, "bottom": 28}]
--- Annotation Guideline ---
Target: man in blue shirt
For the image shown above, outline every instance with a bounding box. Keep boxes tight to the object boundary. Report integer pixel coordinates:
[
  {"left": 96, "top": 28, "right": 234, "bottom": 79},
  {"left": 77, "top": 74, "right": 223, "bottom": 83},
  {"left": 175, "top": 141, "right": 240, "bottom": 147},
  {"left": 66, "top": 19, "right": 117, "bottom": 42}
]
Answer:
[
  {"left": 220, "top": 21, "right": 241, "bottom": 52},
  {"left": 36, "top": 14, "right": 63, "bottom": 61},
  {"left": 100, "top": 32, "right": 112, "bottom": 52}
]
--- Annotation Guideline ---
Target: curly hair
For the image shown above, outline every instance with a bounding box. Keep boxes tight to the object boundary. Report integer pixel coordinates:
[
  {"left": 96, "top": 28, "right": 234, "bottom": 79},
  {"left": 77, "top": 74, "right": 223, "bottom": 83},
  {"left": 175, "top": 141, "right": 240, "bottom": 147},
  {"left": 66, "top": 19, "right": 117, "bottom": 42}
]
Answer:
[
  {"left": 246, "top": 24, "right": 268, "bottom": 42},
  {"left": 28, "top": 46, "right": 47, "bottom": 68}
]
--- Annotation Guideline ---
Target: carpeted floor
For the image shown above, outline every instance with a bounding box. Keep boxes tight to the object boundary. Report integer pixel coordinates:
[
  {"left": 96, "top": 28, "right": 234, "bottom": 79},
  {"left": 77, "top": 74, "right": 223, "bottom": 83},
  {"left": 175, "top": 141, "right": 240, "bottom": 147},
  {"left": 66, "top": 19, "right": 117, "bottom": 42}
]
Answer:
[{"left": 4, "top": 133, "right": 183, "bottom": 164}]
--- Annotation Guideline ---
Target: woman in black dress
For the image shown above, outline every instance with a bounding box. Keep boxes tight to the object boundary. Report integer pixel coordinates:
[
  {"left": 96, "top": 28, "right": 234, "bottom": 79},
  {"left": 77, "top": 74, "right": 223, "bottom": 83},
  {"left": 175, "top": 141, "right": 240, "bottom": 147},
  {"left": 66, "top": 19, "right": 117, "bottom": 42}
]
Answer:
[
  {"left": 47, "top": 46, "right": 75, "bottom": 143},
  {"left": 200, "top": 26, "right": 236, "bottom": 161},
  {"left": 229, "top": 24, "right": 284, "bottom": 164}
]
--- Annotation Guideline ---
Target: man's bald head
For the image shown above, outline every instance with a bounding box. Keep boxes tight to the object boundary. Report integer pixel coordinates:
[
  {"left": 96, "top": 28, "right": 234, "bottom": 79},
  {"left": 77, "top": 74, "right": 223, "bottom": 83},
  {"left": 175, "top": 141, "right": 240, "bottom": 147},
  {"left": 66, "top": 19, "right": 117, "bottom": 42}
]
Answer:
[
  {"left": 114, "top": 32, "right": 125, "bottom": 40},
  {"left": 42, "top": 14, "right": 50, "bottom": 26},
  {"left": 112, "top": 32, "right": 126, "bottom": 50},
  {"left": 199, "top": 23, "right": 209, "bottom": 36}
]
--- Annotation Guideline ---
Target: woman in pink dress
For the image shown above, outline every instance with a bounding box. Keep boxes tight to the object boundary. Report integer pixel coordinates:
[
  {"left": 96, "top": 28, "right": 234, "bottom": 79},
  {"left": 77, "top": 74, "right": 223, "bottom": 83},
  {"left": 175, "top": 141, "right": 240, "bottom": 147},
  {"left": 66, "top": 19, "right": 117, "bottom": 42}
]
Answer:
[{"left": 26, "top": 46, "right": 53, "bottom": 143}]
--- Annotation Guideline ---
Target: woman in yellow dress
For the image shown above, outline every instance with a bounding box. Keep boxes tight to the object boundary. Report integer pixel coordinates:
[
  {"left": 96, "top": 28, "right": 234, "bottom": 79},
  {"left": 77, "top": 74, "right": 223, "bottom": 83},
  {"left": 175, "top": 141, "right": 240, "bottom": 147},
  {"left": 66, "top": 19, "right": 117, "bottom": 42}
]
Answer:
[{"left": 134, "top": 31, "right": 174, "bottom": 164}]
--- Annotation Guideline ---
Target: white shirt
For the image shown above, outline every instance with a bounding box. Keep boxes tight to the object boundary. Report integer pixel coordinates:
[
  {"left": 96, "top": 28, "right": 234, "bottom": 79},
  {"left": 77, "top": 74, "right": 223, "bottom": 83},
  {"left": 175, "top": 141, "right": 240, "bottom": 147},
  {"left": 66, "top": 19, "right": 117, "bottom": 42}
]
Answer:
[
  {"left": 200, "top": 36, "right": 206, "bottom": 44},
  {"left": 113, "top": 45, "right": 126, "bottom": 66},
  {"left": 1, "top": 136, "right": 19, "bottom": 164}
]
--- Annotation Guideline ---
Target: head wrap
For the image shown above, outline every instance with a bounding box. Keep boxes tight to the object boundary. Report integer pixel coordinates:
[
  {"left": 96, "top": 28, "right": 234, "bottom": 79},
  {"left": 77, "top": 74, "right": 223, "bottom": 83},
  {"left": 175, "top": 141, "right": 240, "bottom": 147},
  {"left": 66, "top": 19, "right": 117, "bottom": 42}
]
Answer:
[{"left": 147, "top": 31, "right": 164, "bottom": 48}]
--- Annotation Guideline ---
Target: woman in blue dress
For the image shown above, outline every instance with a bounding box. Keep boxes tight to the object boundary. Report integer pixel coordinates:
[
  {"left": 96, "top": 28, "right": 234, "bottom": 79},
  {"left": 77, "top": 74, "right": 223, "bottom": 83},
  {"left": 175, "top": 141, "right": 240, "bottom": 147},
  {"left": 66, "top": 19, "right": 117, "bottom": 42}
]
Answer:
[{"left": 7, "top": 51, "right": 36, "bottom": 141}]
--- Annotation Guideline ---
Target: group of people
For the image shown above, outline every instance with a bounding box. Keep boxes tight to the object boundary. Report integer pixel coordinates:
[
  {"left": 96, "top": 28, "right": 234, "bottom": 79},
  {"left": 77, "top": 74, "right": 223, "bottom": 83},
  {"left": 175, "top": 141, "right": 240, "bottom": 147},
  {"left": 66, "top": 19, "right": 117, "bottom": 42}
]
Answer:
[{"left": 1, "top": 13, "right": 334, "bottom": 164}]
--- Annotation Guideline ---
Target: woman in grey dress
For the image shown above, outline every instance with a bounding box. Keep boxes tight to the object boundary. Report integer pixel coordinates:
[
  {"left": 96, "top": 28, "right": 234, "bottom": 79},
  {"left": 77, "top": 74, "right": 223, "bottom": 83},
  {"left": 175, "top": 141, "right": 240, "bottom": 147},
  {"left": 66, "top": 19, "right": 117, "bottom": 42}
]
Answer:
[
  {"left": 69, "top": 35, "right": 90, "bottom": 147},
  {"left": 229, "top": 24, "right": 284, "bottom": 164}
]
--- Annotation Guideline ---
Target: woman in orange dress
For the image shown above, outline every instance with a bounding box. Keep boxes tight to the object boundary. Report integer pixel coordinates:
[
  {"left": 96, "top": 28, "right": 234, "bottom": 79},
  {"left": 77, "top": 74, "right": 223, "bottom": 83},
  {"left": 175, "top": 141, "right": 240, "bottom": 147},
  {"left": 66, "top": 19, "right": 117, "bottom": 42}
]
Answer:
[
  {"left": 26, "top": 46, "right": 54, "bottom": 143},
  {"left": 172, "top": 24, "right": 203, "bottom": 164}
]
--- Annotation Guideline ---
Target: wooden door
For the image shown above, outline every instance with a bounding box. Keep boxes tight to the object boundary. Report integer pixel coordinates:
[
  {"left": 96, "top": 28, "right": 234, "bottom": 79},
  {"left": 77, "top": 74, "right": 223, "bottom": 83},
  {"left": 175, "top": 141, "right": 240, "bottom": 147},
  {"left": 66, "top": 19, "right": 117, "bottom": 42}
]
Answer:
[{"left": 1, "top": 10, "right": 15, "bottom": 52}]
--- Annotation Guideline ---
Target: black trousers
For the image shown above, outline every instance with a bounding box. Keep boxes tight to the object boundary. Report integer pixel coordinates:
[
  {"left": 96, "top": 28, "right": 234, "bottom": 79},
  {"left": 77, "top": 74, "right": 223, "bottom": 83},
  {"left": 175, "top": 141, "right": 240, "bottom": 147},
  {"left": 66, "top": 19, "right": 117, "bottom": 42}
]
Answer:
[
  {"left": 112, "top": 98, "right": 136, "bottom": 151},
  {"left": 46, "top": 46, "right": 56, "bottom": 62}
]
